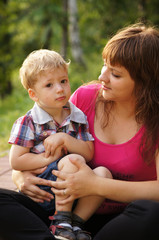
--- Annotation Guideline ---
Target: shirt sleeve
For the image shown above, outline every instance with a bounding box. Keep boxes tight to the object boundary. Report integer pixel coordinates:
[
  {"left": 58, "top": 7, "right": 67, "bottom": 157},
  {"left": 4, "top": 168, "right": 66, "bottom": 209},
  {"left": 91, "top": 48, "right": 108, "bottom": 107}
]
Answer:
[
  {"left": 8, "top": 115, "right": 35, "bottom": 148},
  {"left": 76, "top": 121, "right": 94, "bottom": 142}
]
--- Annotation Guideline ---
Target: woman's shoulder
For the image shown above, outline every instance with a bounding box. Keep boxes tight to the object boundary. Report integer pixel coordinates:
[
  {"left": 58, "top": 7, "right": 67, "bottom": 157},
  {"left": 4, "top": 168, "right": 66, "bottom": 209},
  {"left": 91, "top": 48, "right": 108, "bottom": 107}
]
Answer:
[
  {"left": 71, "top": 83, "right": 101, "bottom": 102},
  {"left": 70, "top": 83, "right": 101, "bottom": 114},
  {"left": 75, "top": 82, "right": 100, "bottom": 92}
]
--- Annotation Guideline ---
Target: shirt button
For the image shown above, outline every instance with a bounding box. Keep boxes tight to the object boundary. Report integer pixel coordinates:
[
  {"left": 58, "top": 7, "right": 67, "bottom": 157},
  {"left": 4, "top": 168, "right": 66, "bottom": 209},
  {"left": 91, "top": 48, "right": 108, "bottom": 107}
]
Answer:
[
  {"left": 43, "top": 131, "right": 48, "bottom": 136},
  {"left": 57, "top": 128, "right": 63, "bottom": 132}
]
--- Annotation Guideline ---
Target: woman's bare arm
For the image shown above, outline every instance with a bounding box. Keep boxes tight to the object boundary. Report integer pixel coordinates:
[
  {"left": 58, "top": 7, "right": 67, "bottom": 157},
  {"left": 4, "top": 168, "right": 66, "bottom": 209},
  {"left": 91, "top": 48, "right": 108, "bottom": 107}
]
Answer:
[{"left": 49, "top": 154, "right": 159, "bottom": 205}]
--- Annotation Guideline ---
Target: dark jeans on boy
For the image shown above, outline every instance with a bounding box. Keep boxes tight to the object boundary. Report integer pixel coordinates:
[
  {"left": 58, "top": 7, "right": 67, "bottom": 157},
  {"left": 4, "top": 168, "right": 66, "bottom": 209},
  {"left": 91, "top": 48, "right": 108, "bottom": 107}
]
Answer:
[{"left": 37, "top": 159, "right": 60, "bottom": 214}]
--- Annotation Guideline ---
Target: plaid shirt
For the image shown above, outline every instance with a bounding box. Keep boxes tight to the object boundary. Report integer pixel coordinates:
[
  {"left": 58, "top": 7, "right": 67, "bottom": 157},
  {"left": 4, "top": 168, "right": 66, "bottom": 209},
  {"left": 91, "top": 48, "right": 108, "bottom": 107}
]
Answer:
[{"left": 9, "top": 101, "right": 94, "bottom": 153}]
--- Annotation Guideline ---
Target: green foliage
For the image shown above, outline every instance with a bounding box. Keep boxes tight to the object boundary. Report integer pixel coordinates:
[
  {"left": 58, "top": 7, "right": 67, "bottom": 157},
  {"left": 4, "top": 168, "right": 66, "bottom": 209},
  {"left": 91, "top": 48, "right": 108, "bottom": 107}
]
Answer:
[
  {"left": 69, "top": 52, "right": 103, "bottom": 91},
  {"left": 78, "top": 0, "right": 159, "bottom": 52},
  {"left": 0, "top": 0, "right": 13, "bottom": 98},
  {"left": 0, "top": 70, "right": 33, "bottom": 152}
]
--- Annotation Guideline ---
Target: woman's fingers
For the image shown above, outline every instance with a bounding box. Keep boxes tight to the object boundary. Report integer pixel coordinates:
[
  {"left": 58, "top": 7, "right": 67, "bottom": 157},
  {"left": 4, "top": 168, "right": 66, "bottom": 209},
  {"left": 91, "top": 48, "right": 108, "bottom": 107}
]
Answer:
[
  {"left": 68, "top": 155, "right": 86, "bottom": 168},
  {"left": 51, "top": 187, "right": 67, "bottom": 196},
  {"left": 56, "top": 195, "right": 75, "bottom": 205},
  {"left": 51, "top": 187, "right": 75, "bottom": 205},
  {"left": 31, "top": 176, "right": 53, "bottom": 187},
  {"left": 52, "top": 169, "right": 67, "bottom": 181},
  {"left": 18, "top": 169, "right": 54, "bottom": 202},
  {"left": 30, "top": 196, "right": 44, "bottom": 203},
  {"left": 51, "top": 155, "right": 94, "bottom": 201},
  {"left": 21, "top": 180, "right": 54, "bottom": 201},
  {"left": 24, "top": 189, "right": 46, "bottom": 203},
  {"left": 51, "top": 155, "right": 85, "bottom": 181}
]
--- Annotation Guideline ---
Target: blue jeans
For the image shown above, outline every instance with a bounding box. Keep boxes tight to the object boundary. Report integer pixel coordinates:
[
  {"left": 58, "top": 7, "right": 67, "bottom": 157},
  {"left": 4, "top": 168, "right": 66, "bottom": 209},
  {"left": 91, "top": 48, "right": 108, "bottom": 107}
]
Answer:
[{"left": 37, "top": 158, "right": 61, "bottom": 215}]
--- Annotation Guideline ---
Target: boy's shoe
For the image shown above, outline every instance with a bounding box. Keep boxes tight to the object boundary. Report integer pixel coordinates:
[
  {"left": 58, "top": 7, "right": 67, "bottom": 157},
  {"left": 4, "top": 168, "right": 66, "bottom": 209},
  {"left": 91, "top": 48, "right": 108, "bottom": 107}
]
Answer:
[
  {"left": 74, "top": 229, "right": 92, "bottom": 240},
  {"left": 50, "top": 224, "right": 76, "bottom": 240},
  {"left": 72, "top": 214, "right": 91, "bottom": 240},
  {"left": 49, "top": 212, "right": 76, "bottom": 240}
]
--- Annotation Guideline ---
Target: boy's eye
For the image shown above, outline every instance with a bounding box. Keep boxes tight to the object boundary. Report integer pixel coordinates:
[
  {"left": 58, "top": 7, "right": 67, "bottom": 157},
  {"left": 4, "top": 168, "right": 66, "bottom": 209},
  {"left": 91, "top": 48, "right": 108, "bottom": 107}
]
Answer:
[
  {"left": 61, "top": 79, "right": 67, "bottom": 83},
  {"left": 46, "top": 83, "right": 52, "bottom": 87}
]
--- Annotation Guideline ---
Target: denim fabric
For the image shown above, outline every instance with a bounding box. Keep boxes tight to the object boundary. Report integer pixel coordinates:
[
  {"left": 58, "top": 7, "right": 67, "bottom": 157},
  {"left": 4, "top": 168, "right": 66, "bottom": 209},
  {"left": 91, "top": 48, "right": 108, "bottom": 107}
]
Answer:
[{"left": 37, "top": 158, "right": 61, "bottom": 214}]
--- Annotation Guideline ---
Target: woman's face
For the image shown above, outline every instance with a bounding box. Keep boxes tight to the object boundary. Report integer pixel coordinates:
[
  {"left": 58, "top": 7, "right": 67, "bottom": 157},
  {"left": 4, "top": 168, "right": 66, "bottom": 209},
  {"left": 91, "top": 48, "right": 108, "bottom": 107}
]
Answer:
[{"left": 98, "top": 61, "right": 135, "bottom": 103}]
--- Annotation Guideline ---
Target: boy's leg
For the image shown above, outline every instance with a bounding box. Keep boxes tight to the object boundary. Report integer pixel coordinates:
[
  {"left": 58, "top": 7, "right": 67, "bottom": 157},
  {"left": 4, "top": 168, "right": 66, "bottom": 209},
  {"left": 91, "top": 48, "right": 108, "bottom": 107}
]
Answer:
[
  {"left": 73, "top": 167, "right": 112, "bottom": 221},
  {"left": 72, "top": 167, "right": 112, "bottom": 240},
  {"left": 0, "top": 188, "right": 54, "bottom": 240},
  {"left": 50, "top": 154, "right": 84, "bottom": 240},
  {"left": 56, "top": 154, "right": 80, "bottom": 212},
  {"left": 37, "top": 160, "right": 59, "bottom": 215}
]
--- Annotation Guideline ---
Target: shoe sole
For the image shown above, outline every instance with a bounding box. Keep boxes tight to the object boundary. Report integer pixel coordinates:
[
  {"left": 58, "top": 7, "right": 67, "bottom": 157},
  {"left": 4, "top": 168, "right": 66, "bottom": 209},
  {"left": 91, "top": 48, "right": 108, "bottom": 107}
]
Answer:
[{"left": 54, "top": 235, "right": 70, "bottom": 240}]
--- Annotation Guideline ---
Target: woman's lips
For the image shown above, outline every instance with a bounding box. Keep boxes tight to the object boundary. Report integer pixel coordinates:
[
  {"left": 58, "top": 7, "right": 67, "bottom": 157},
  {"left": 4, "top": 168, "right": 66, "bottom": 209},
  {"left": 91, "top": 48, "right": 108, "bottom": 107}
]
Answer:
[{"left": 102, "top": 85, "right": 111, "bottom": 90}]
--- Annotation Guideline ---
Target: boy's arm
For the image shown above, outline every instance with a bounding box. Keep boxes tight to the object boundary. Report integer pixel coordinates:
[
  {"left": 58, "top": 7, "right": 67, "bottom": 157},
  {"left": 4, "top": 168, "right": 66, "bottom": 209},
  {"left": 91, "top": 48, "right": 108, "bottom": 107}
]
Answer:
[
  {"left": 44, "top": 133, "right": 94, "bottom": 162},
  {"left": 65, "top": 137, "right": 94, "bottom": 162},
  {"left": 9, "top": 144, "right": 64, "bottom": 171}
]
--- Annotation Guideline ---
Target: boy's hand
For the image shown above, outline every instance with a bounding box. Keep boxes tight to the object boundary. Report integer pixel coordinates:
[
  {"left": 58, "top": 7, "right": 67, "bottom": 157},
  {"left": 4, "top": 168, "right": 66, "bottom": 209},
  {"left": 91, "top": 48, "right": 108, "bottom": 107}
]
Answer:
[
  {"left": 45, "top": 144, "right": 68, "bottom": 164},
  {"left": 44, "top": 133, "right": 67, "bottom": 158}
]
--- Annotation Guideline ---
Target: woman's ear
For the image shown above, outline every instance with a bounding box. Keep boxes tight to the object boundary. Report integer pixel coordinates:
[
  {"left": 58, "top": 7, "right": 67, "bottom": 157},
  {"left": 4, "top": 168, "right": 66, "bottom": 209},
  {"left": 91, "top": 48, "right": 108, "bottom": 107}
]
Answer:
[{"left": 28, "top": 88, "right": 38, "bottom": 102}]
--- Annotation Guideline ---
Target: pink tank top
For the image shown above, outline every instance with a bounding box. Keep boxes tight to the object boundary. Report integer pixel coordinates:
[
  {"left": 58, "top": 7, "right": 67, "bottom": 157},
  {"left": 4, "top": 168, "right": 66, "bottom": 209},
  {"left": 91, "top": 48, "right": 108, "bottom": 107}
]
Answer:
[{"left": 70, "top": 84, "right": 157, "bottom": 214}]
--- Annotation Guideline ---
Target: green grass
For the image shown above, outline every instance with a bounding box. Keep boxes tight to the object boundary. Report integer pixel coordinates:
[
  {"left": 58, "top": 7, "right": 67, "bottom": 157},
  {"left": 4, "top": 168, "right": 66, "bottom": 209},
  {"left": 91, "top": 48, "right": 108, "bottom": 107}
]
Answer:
[
  {"left": 0, "top": 53, "right": 103, "bottom": 153},
  {"left": 0, "top": 85, "right": 33, "bottom": 153}
]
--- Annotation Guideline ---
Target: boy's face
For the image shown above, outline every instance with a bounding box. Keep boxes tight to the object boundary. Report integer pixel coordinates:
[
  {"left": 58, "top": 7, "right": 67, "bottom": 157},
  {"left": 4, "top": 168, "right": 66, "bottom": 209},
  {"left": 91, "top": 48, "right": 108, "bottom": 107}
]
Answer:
[{"left": 29, "top": 67, "right": 71, "bottom": 113}]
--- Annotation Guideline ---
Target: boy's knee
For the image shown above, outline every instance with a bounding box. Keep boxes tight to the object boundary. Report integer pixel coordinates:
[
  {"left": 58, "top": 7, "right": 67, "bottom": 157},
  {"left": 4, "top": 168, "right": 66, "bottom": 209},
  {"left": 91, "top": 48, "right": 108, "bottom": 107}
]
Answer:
[
  {"left": 58, "top": 154, "right": 85, "bottom": 172},
  {"left": 93, "top": 166, "right": 113, "bottom": 179},
  {"left": 69, "top": 153, "right": 86, "bottom": 163}
]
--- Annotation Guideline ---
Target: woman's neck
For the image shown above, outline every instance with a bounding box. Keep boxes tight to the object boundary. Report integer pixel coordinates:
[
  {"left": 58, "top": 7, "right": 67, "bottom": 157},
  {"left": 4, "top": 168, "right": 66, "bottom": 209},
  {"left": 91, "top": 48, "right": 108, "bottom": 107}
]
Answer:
[
  {"left": 112, "top": 100, "right": 136, "bottom": 120},
  {"left": 95, "top": 100, "right": 141, "bottom": 145}
]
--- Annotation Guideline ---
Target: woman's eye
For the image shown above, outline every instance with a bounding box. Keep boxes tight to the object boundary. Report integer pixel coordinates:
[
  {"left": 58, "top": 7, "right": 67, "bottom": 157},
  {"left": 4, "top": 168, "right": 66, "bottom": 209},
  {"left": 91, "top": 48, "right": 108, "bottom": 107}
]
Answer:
[{"left": 112, "top": 72, "right": 120, "bottom": 78}]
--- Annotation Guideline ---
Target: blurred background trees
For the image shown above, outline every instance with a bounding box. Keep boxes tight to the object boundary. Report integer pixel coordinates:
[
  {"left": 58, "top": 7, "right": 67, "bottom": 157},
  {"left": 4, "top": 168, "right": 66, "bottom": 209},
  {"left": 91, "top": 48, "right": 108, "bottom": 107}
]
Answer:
[
  {"left": 0, "top": 0, "right": 159, "bottom": 152},
  {"left": 1, "top": 0, "right": 159, "bottom": 98}
]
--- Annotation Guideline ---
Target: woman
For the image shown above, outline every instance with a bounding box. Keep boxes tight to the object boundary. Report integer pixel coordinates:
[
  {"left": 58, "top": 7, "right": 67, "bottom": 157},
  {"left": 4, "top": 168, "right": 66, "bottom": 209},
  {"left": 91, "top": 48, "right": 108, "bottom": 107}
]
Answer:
[
  {"left": 49, "top": 23, "right": 159, "bottom": 239},
  {"left": 1, "top": 23, "right": 159, "bottom": 240}
]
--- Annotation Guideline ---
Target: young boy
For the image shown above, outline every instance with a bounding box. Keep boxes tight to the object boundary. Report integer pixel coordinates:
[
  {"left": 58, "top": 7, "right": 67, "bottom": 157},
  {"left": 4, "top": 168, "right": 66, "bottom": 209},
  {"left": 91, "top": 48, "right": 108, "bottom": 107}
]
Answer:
[{"left": 9, "top": 49, "right": 110, "bottom": 240}]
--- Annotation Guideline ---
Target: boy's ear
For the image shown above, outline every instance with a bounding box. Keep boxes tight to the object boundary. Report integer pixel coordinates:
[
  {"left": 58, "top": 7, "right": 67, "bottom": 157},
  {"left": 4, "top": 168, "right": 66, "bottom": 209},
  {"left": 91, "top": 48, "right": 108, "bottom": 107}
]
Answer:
[{"left": 28, "top": 88, "right": 38, "bottom": 101}]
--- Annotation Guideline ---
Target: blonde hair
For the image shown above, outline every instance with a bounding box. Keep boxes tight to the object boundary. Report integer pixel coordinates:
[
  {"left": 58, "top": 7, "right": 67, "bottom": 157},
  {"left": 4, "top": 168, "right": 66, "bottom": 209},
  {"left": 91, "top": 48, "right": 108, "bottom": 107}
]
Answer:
[{"left": 20, "top": 49, "right": 70, "bottom": 90}]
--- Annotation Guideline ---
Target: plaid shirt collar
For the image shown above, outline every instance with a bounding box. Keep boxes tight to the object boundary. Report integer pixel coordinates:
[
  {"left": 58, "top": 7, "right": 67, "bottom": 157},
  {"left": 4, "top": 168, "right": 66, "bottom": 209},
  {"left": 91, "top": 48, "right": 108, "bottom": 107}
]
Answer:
[{"left": 31, "top": 102, "right": 87, "bottom": 125}]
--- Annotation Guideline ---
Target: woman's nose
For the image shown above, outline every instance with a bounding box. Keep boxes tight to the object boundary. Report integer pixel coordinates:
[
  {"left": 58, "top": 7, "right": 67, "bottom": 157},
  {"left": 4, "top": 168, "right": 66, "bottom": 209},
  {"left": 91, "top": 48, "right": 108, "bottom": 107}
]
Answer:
[{"left": 98, "top": 66, "right": 109, "bottom": 82}]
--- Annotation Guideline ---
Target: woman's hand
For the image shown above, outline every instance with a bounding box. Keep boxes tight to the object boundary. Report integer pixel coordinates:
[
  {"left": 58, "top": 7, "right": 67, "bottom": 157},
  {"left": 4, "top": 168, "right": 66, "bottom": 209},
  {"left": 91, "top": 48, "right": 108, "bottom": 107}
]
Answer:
[
  {"left": 12, "top": 168, "right": 54, "bottom": 203},
  {"left": 50, "top": 156, "right": 96, "bottom": 205}
]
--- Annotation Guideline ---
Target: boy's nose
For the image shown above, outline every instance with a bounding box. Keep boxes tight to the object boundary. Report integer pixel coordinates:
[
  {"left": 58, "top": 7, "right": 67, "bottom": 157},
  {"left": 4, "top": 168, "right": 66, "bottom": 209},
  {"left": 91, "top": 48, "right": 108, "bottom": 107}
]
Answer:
[{"left": 56, "top": 84, "right": 63, "bottom": 92}]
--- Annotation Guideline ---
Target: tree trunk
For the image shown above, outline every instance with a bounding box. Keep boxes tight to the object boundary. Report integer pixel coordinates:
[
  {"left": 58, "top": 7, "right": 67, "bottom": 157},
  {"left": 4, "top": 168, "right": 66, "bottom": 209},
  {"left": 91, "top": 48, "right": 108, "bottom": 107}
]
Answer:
[
  {"left": 68, "top": 0, "right": 85, "bottom": 66},
  {"left": 61, "top": 0, "right": 68, "bottom": 60},
  {"left": 138, "top": 0, "right": 147, "bottom": 24}
]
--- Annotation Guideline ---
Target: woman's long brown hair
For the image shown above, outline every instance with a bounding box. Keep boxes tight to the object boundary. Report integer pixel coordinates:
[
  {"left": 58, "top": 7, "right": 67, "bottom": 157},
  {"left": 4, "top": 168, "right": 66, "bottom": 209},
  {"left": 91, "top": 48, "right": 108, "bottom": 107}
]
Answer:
[{"left": 97, "top": 23, "right": 159, "bottom": 164}]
